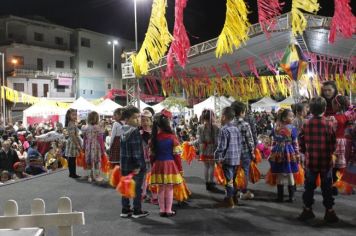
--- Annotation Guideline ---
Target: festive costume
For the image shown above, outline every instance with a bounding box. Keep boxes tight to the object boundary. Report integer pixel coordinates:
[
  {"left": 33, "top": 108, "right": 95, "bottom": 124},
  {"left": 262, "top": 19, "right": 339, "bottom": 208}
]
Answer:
[
  {"left": 333, "top": 114, "right": 348, "bottom": 169},
  {"left": 65, "top": 121, "right": 80, "bottom": 177},
  {"left": 342, "top": 123, "right": 356, "bottom": 186},
  {"left": 109, "top": 121, "right": 123, "bottom": 164}
]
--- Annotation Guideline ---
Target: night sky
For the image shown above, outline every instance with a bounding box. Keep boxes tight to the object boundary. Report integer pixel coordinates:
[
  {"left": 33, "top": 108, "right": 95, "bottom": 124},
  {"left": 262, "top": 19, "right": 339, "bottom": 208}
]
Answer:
[{"left": 0, "top": 0, "right": 351, "bottom": 45}]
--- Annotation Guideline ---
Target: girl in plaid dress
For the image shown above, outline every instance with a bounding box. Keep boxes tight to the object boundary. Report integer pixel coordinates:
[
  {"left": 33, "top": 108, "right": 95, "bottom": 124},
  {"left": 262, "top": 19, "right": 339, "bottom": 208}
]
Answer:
[
  {"left": 109, "top": 108, "right": 124, "bottom": 165},
  {"left": 65, "top": 109, "right": 81, "bottom": 178}
]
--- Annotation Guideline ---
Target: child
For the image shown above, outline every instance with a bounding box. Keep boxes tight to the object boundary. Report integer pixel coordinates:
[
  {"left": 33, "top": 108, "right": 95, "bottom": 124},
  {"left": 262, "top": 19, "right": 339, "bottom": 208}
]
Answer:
[
  {"left": 110, "top": 108, "right": 124, "bottom": 165},
  {"left": 120, "top": 106, "right": 148, "bottom": 219},
  {"left": 150, "top": 111, "right": 183, "bottom": 217},
  {"left": 64, "top": 108, "right": 81, "bottom": 178},
  {"left": 298, "top": 97, "right": 338, "bottom": 223},
  {"left": 82, "top": 111, "right": 105, "bottom": 183},
  {"left": 214, "top": 107, "right": 242, "bottom": 208},
  {"left": 331, "top": 95, "right": 350, "bottom": 190},
  {"left": 191, "top": 109, "right": 220, "bottom": 192},
  {"left": 140, "top": 110, "right": 156, "bottom": 203},
  {"left": 0, "top": 170, "right": 10, "bottom": 183},
  {"left": 13, "top": 162, "right": 31, "bottom": 179},
  {"left": 231, "top": 102, "right": 255, "bottom": 200},
  {"left": 269, "top": 108, "right": 299, "bottom": 202},
  {"left": 26, "top": 141, "right": 47, "bottom": 175}
]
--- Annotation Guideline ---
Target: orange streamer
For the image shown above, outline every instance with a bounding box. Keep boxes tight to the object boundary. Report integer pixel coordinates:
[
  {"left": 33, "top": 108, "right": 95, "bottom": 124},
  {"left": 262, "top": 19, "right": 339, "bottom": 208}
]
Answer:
[
  {"left": 109, "top": 165, "right": 121, "bottom": 187},
  {"left": 293, "top": 164, "right": 305, "bottom": 186},
  {"left": 214, "top": 163, "right": 227, "bottom": 185},
  {"left": 117, "top": 173, "right": 136, "bottom": 198},
  {"left": 181, "top": 142, "right": 196, "bottom": 165},
  {"left": 249, "top": 162, "right": 261, "bottom": 184}
]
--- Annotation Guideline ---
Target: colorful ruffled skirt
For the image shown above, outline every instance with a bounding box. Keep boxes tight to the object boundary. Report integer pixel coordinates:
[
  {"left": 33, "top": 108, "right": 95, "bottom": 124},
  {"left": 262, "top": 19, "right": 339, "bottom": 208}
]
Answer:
[
  {"left": 268, "top": 144, "right": 298, "bottom": 174},
  {"left": 150, "top": 160, "right": 183, "bottom": 185},
  {"left": 342, "top": 162, "right": 356, "bottom": 186},
  {"left": 334, "top": 138, "right": 347, "bottom": 168}
]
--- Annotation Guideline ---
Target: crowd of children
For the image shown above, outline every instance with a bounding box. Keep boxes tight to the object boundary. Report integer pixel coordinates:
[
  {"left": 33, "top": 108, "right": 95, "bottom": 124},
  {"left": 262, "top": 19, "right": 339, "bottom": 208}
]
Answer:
[{"left": 1, "top": 81, "right": 355, "bottom": 224}]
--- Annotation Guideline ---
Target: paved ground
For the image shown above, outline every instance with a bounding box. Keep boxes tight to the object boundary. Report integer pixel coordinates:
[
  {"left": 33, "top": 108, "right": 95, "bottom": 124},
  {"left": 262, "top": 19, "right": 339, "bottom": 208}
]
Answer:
[{"left": 1, "top": 160, "right": 356, "bottom": 236}]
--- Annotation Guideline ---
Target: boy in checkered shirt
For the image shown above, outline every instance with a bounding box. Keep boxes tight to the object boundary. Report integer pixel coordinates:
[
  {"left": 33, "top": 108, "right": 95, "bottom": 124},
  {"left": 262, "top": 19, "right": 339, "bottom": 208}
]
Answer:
[{"left": 298, "top": 97, "right": 338, "bottom": 223}]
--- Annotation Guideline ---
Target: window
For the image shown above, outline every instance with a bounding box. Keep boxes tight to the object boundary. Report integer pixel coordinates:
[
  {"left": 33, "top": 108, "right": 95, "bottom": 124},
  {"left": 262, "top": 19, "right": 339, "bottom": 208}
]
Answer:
[
  {"left": 90, "top": 90, "right": 93, "bottom": 95},
  {"left": 81, "top": 37, "right": 91, "bottom": 47},
  {"left": 87, "top": 60, "right": 94, "bottom": 68},
  {"left": 83, "top": 90, "right": 86, "bottom": 95},
  {"left": 107, "top": 84, "right": 111, "bottom": 89},
  {"left": 32, "top": 83, "right": 38, "bottom": 97},
  {"left": 54, "top": 79, "right": 67, "bottom": 92},
  {"left": 12, "top": 56, "right": 24, "bottom": 66},
  {"left": 107, "top": 63, "right": 111, "bottom": 69},
  {"left": 37, "top": 58, "right": 43, "bottom": 71},
  {"left": 55, "top": 37, "right": 64, "bottom": 45},
  {"left": 34, "top": 32, "right": 44, "bottom": 42},
  {"left": 13, "top": 83, "right": 24, "bottom": 92},
  {"left": 114, "top": 64, "right": 118, "bottom": 70},
  {"left": 43, "top": 84, "right": 49, "bottom": 97},
  {"left": 56, "top": 60, "right": 64, "bottom": 68},
  {"left": 70, "top": 57, "right": 75, "bottom": 69}
]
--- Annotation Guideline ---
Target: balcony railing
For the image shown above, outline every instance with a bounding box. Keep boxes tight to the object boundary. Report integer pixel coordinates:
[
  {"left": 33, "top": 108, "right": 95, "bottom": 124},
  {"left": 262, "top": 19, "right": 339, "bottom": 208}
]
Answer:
[
  {"left": 0, "top": 37, "right": 72, "bottom": 51},
  {"left": 9, "top": 64, "right": 76, "bottom": 78}
]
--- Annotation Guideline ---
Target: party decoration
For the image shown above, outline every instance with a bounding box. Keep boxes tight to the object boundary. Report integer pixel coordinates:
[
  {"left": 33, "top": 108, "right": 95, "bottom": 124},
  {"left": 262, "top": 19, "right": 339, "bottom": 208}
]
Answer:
[
  {"left": 165, "top": 0, "right": 190, "bottom": 77},
  {"left": 254, "top": 148, "right": 262, "bottom": 163},
  {"left": 293, "top": 164, "right": 305, "bottom": 186},
  {"left": 291, "top": 0, "right": 319, "bottom": 36},
  {"left": 214, "top": 163, "right": 227, "bottom": 185},
  {"left": 257, "top": 0, "right": 284, "bottom": 38},
  {"left": 216, "top": 0, "right": 250, "bottom": 58},
  {"left": 109, "top": 165, "right": 121, "bottom": 187},
  {"left": 266, "top": 169, "right": 277, "bottom": 186},
  {"left": 100, "top": 154, "right": 110, "bottom": 175},
  {"left": 76, "top": 151, "right": 86, "bottom": 169},
  {"left": 131, "top": 0, "right": 173, "bottom": 76},
  {"left": 181, "top": 142, "right": 196, "bottom": 165},
  {"left": 235, "top": 166, "right": 246, "bottom": 189},
  {"left": 117, "top": 173, "right": 136, "bottom": 198},
  {"left": 280, "top": 43, "right": 308, "bottom": 81},
  {"left": 249, "top": 162, "right": 261, "bottom": 184},
  {"left": 329, "top": 0, "right": 356, "bottom": 43}
]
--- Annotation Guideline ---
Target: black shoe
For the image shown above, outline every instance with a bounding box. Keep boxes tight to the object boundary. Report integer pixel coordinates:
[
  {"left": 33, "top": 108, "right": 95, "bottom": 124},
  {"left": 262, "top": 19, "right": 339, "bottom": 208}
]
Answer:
[
  {"left": 233, "top": 194, "right": 238, "bottom": 205},
  {"left": 69, "top": 174, "right": 81, "bottom": 179},
  {"left": 210, "top": 183, "right": 225, "bottom": 194},
  {"left": 206, "top": 182, "right": 211, "bottom": 191},
  {"left": 332, "top": 187, "right": 339, "bottom": 196},
  {"left": 286, "top": 185, "right": 296, "bottom": 203},
  {"left": 120, "top": 208, "right": 133, "bottom": 218},
  {"left": 159, "top": 212, "right": 167, "bottom": 217},
  {"left": 297, "top": 208, "right": 315, "bottom": 221},
  {"left": 324, "top": 210, "right": 339, "bottom": 223},
  {"left": 276, "top": 185, "right": 284, "bottom": 202},
  {"left": 132, "top": 210, "right": 149, "bottom": 219},
  {"left": 166, "top": 210, "right": 176, "bottom": 217}
]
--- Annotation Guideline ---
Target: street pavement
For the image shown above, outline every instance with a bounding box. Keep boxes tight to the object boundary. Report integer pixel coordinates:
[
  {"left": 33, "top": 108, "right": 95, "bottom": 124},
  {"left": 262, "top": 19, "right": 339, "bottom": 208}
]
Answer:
[{"left": 1, "top": 160, "right": 356, "bottom": 236}]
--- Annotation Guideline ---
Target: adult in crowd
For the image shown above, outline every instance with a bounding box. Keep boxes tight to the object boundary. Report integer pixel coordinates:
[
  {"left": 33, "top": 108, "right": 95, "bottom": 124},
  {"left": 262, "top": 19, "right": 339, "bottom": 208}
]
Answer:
[
  {"left": 321, "top": 81, "right": 338, "bottom": 117},
  {"left": 0, "top": 140, "right": 20, "bottom": 177}
]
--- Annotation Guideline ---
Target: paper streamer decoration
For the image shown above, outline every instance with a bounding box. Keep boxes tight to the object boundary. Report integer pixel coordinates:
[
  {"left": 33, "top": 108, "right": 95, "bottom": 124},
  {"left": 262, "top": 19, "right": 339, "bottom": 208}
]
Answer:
[
  {"left": 165, "top": 0, "right": 190, "bottom": 77},
  {"left": 131, "top": 0, "right": 172, "bottom": 76},
  {"left": 291, "top": 0, "right": 319, "bottom": 36},
  {"left": 329, "top": 0, "right": 356, "bottom": 43},
  {"left": 216, "top": 0, "right": 250, "bottom": 58},
  {"left": 257, "top": 0, "right": 284, "bottom": 38}
]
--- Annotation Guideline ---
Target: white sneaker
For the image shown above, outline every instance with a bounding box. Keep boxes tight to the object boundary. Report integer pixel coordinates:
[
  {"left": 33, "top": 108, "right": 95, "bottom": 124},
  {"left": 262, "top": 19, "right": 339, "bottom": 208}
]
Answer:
[
  {"left": 241, "top": 191, "right": 254, "bottom": 200},
  {"left": 88, "top": 177, "right": 93, "bottom": 183}
]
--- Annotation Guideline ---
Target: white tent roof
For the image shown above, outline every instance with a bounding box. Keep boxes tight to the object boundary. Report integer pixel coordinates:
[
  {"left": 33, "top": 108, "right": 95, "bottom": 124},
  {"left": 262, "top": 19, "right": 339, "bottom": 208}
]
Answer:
[
  {"left": 23, "top": 102, "right": 67, "bottom": 127},
  {"left": 152, "top": 102, "right": 165, "bottom": 113},
  {"left": 97, "top": 99, "right": 122, "bottom": 116},
  {"left": 278, "top": 96, "right": 297, "bottom": 106},
  {"left": 70, "top": 97, "right": 98, "bottom": 112},
  {"left": 193, "top": 96, "right": 231, "bottom": 117},
  {"left": 138, "top": 100, "right": 152, "bottom": 112},
  {"left": 251, "top": 97, "right": 279, "bottom": 112}
]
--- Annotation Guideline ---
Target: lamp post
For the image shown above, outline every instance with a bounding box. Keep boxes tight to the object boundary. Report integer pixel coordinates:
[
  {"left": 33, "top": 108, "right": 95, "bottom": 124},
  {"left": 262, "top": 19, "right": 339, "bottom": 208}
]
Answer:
[
  {"left": 108, "top": 40, "right": 119, "bottom": 83},
  {"left": 134, "top": 0, "right": 140, "bottom": 109},
  {"left": 0, "top": 53, "right": 5, "bottom": 124}
]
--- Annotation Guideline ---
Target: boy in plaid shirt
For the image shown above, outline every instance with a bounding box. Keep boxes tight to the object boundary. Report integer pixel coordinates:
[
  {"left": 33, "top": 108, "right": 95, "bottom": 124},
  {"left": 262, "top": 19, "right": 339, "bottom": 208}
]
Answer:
[
  {"left": 215, "top": 107, "right": 242, "bottom": 208},
  {"left": 298, "top": 97, "right": 338, "bottom": 223}
]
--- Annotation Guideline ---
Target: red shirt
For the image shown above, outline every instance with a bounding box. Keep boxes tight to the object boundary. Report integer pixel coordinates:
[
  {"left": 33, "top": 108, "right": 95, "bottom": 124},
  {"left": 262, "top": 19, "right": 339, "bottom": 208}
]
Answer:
[
  {"left": 334, "top": 114, "right": 348, "bottom": 138},
  {"left": 299, "top": 116, "right": 336, "bottom": 172}
]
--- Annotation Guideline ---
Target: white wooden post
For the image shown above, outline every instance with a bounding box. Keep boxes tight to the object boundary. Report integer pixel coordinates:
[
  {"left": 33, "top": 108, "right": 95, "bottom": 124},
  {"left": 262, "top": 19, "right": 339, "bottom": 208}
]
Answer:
[
  {"left": 58, "top": 197, "right": 73, "bottom": 236},
  {"left": 4, "top": 200, "right": 18, "bottom": 217}
]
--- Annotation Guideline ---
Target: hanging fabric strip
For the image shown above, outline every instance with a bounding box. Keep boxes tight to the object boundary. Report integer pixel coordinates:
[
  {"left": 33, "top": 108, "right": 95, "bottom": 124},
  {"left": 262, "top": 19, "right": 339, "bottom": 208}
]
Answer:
[
  {"left": 131, "top": 0, "right": 173, "bottom": 76},
  {"left": 247, "top": 58, "right": 259, "bottom": 78},
  {"left": 236, "top": 60, "right": 247, "bottom": 78},
  {"left": 329, "top": 0, "right": 356, "bottom": 43},
  {"left": 165, "top": 0, "right": 190, "bottom": 77},
  {"left": 216, "top": 0, "right": 250, "bottom": 58},
  {"left": 261, "top": 55, "right": 277, "bottom": 74},
  {"left": 291, "top": 0, "right": 320, "bottom": 36},
  {"left": 257, "top": 0, "right": 284, "bottom": 39},
  {"left": 220, "top": 63, "right": 234, "bottom": 77}
]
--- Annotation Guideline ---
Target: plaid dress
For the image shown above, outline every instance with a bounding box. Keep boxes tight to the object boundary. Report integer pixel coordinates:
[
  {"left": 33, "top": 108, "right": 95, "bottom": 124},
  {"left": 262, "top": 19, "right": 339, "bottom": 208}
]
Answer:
[
  {"left": 109, "top": 122, "right": 122, "bottom": 164},
  {"left": 65, "top": 122, "right": 80, "bottom": 158}
]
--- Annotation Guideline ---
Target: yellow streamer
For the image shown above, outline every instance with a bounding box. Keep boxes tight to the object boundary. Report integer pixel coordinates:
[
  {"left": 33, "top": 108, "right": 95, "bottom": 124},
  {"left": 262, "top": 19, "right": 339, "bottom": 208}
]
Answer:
[
  {"left": 291, "top": 0, "right": 320, "bottom": 36},
  {"left": 131, "top": 0, "right": 172, "bottom": 76},
  {"left": 216, "top": 0, "right": 250, "bottom": 58}
]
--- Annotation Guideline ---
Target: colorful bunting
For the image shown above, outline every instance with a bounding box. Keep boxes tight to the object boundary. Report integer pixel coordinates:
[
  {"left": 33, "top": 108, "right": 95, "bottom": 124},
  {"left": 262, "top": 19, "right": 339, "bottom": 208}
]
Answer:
[
  {"left": 329, "top": 0, "right": 356, "bottom": 43},
  {"left": 257, "top": 0, "right": 284, "bottom": 38},
  {"left": 165, "top": 0, "right": 190, "bottom": 77},
  {"left": 291, "top": 0, "right": 319, "bottom": 36},
  {"left": 216, "top": 0, "right": 250, "bottom": 58},
  {"left": 131, "top": 0, "right": 172, "bottom": 76}
]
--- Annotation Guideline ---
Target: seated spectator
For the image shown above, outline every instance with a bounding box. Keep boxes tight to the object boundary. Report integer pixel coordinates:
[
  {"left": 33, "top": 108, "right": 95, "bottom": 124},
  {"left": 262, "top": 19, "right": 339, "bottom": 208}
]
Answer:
[
  {"left": 0, "top": 170, "right": 10, "bottom": 183},
  {"left": 0, "top": 140, "right": 20, "bottom": 175},
  {"left": 16, "top": 145, "right": 27, "bottom": 165},
  {"left": 13, "top": 162, "right": 31, "bottom": 179},
  {"left": 26, "top": 142, "right": 47, "bottom": 175}
]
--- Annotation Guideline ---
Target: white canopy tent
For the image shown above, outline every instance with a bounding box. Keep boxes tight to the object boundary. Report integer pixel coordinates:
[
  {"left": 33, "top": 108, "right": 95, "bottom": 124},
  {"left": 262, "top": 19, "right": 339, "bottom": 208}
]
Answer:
[
  {"left": 152, "top": 102, "right": 165, "bottom": 113},
  {"left": 193, "top": 96, "right": 232, "bottom": 118},
  {"left": 278, "top": 96, "right": 297, "bottom": 108},
  {"left": 23, "top": 102, "right": 67, "bottom": 127},
  {"left": 70, "top": 97, "right": 99, "bottom": 120},
  {"left": 251, "top": 97, "right": 279, "bottom": 112},
  {"left": 96, "top": 99, "right": 122, "bottom": 116}
]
